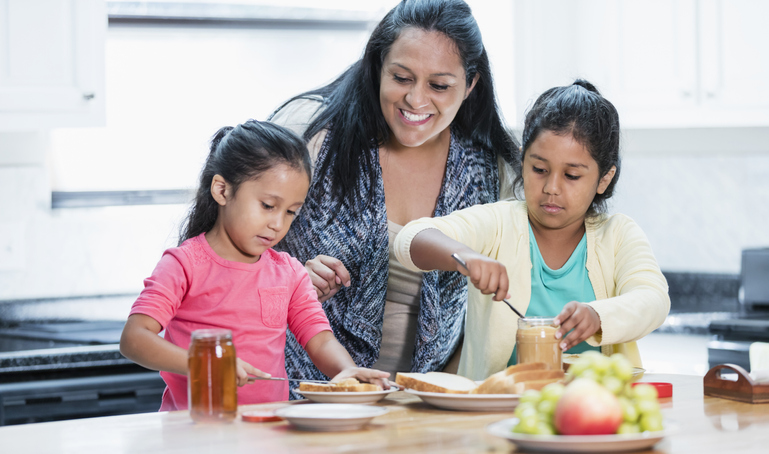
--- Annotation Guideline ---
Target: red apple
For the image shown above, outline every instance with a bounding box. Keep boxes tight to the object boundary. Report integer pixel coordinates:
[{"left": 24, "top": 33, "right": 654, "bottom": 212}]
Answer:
[{"left": 553, "top": 378, "right": 623, "bottom": 435}]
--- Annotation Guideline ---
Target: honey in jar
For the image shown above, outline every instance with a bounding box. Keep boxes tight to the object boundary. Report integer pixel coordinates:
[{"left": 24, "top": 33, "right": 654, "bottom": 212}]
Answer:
[
  {"left": 516, "top": 316, "right": 562, "bottom": 370},
  {"left": 188, "top": 329, "right": 237, "bottom": 422}
]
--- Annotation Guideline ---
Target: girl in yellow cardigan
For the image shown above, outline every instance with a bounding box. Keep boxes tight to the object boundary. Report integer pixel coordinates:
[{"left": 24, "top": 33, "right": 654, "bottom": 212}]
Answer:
[{"left": 394, "top": 80, "right": 670, "bottom": 380}]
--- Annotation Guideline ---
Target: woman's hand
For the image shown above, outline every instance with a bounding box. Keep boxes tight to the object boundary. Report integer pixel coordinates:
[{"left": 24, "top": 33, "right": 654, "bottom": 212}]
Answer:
[
  {"left": 237, "top": 358, "right": 270, "bottom": 387},
  {"left": 554, "top": 302, "right": 602, "bottom": 351},
  {"left": 455, "top": 251, "right": 510, "bottom": 302},
  {"left": 331, "top": 367, "right": 392, "bottom": 390},
  {"left": 305, "top": 255, "right": 351, "bottom": 302}
]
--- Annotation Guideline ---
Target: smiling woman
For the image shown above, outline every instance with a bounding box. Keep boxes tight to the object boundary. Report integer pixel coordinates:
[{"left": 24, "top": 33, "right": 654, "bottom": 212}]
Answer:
[{"left": 268, "top": 0, "right": 519, "bottom": 395}]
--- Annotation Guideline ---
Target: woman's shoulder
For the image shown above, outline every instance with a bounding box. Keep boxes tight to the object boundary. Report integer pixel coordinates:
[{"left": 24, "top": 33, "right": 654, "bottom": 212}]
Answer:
[{"left": 269, "top": 96, "right": 325, "bottom": 136}]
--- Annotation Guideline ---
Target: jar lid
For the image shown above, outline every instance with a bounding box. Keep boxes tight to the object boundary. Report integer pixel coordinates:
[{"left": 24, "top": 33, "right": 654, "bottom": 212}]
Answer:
[
  {"left": 191, "top": 328, "right": 233, "bottom": 340},
  {"left": 632, "top": 381, "right": 673, "bottom": 398},
  {"left": 241, "top": 410, "right": 283, "bottom": 423}
]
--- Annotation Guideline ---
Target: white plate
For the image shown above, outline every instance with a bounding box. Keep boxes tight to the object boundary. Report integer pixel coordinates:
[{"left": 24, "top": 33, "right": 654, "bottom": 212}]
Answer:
[
  {"left": 486, "top": 418, "right": 677, "bottom": 453},
  {"left": 296, "top": 387, "right": 398, "bottom": 404},
  {"left": 274, "top": 404, "right": 388, "bottom": 431},
  {"left": 405, "top": 389, "right": 520, "bottom": 411}
]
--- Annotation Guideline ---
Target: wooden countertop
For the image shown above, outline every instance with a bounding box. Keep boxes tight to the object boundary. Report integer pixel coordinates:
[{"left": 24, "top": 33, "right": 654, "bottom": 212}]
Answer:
[{"left": 2, "top": 374, "right": 768, "bottom": 453}]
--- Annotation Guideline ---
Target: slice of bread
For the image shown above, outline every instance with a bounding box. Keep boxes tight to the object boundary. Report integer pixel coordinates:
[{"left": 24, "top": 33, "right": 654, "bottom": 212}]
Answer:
[
  {"left": 298, "top": 378, "right": 383, "bottom": 393},
  {"left": 299, "top": 382, "right": 334, "bottom": 392},
  {"left": 510, "top": 376, "right": 565, "bottom": 394},
  {"left": 396, "top": 371, "right": 478, "bottom": 394},
  {"left": 508, "top": 369, "right": 565, "bottom": 384},
  {"left": 472, "top": 369, "right": 565, "bottom": 395},
  {"left": 503, "top": 362, "right": 549, "bottom": 375}
]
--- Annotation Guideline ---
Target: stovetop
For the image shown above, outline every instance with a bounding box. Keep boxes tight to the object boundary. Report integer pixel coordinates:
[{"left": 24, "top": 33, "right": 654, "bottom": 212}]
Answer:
[{"left": 0, "top": 321, "right": 125, "bottom": 352}]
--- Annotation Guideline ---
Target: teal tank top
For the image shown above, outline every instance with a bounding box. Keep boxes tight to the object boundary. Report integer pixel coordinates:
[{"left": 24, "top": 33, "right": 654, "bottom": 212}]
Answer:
[{"left": 508, "top": 224, "right": 600, "bottom": 366}]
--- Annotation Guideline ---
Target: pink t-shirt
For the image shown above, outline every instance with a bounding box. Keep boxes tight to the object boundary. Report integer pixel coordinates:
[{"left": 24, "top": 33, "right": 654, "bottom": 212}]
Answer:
[{"left": 129, "top": 233, "right": 331, "bottom": 410}]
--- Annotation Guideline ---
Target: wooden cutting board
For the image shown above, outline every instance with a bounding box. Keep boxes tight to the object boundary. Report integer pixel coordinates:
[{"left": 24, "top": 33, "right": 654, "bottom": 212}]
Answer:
[{"left": 703, "top": 363, "right": 769, "bottom": 404}]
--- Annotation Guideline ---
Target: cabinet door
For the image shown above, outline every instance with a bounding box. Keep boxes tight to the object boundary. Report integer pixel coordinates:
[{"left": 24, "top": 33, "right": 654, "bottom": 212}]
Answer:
[
  {"left": 699, "top": 0, "right": 769, "bottom": 125},
  {"left": 0, "top": 0, "right": 105, "bottom": 130},
  {"left": 514, "top": 0, "right": 698, "bottom": 128}
]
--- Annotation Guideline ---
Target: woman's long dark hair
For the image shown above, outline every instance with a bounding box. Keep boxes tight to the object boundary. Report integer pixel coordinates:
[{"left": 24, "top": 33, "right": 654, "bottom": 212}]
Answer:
[
  {"left": 513, "top": 79, "right": 621, "bottom": 216},
  {"left": 270, "top": 0, "right": 517, "bottom": 204},
  {"left": 178, "top": 120, "right": 311, "bottom": 244}
]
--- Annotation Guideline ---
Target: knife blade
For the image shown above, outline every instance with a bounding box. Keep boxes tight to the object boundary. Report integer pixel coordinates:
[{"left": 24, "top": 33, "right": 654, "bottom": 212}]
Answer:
[{"left": 247, "top": 376, "right": 329, "bottom": 384}]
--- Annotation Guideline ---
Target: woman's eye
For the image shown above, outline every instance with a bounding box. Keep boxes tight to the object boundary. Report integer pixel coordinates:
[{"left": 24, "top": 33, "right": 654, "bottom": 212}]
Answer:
[
  {"left": 262, "top": 202, "right": 274, "bottom": 210},
  {"left": 287, "top": 210, "right": 297, "bottom": 216},
  {"left": 431, "top": 83, "right": 449, "bottom": 91},
  {"left": 393, "top": 75, "right": 411, "bottom": 83},
  {"left": 532, "top": 166, "right": 546, "bottom": 174},
  {"left": 565, "top": 174, "right": 581, "bottom": 181}
]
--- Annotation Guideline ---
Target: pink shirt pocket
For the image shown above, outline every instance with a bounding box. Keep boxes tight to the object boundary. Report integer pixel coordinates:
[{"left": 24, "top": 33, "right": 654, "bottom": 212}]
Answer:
[{"left": 258, "top": 287, "right": 290, "bottom": 327}]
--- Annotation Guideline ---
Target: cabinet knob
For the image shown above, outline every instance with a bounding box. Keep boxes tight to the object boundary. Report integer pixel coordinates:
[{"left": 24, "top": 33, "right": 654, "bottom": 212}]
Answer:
[{"left": 82, "top": 93, "right": 96, "bottom": 101}]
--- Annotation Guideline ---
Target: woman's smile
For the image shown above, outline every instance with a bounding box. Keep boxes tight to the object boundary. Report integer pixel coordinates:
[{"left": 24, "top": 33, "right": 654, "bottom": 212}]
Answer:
[{"left": 399, "top": 109, "right": 433, "bottom": 125}]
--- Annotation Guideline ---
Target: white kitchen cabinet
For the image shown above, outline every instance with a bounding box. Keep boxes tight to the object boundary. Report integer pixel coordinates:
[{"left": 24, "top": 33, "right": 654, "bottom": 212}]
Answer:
[
  {"left": 0, "top": 0, "right": 106, "bottom": 130},
  {"left": 514, "top": 0, "right": 769, "bottom": 128}
]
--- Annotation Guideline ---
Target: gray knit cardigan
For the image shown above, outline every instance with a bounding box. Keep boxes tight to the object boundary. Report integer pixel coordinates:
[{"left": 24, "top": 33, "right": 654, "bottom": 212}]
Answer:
[{"left": 275, "top": 127, "right": 500, "bottom": 398}]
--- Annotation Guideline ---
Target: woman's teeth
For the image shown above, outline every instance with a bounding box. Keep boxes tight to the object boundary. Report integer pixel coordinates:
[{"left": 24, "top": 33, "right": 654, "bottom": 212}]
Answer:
[{"left": 401, "top": 110, "right": 431, "bottom": 122}]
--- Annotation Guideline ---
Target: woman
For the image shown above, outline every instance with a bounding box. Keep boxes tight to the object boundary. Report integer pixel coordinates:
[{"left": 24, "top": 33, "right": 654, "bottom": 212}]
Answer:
[{"left": 270, "top": 0, "right": 518, "bottom": 392}]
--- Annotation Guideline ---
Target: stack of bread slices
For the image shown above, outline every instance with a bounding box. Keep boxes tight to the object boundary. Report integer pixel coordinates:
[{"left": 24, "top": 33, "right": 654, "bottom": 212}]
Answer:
[
  {"left": 299, "top": 377, "right": 383, "bottom": 392},
  {"left": 396, "top": 362, "right": 564, "bottom": 394}
]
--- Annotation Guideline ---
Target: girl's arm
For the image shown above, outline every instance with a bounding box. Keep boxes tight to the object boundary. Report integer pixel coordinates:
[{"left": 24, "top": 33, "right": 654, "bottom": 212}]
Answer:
[
  {"left": 120, "top": 314, "right": 187, "bottom": 375},
  {"left": 120, "top": 314, "right": 270, "bottom": 386},
  {"left": 304, "top": 331, "right": 390, "bottom": 389},
  {"left": 409, "top": 228, "right": 511, "bottom": 302}
]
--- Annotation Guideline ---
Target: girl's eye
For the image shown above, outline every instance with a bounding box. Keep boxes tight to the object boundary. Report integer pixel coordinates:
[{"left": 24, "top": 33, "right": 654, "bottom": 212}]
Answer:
[
  {"left": 565, "top": 174, "right": 581, "bottom": 181},
  {"left": 262, "top": 202, "right": 274, "bottom": 210},
  {"left": 431, "top": 83, "right": 449, "bottom": 91},
  {"left": 287, "top": 210, "right": 297, "bottom": 216},
  {"left": 532, "top": 166, "right": 546, "bottom": 174}
]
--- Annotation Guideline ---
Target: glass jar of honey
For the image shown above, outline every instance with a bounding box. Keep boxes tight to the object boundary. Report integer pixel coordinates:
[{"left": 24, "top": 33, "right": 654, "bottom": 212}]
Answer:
[
  {"left": 188, "top": 329, "right": 237, "bottom": 422},
  {"left": 516, "top": 317, "right": 562, "bottom": 371}
]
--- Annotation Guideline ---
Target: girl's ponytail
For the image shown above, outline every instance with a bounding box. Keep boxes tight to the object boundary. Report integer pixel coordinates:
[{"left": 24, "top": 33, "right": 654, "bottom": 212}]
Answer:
[{"left": 179, "top": 126, "right": 234, "bottom": 245}]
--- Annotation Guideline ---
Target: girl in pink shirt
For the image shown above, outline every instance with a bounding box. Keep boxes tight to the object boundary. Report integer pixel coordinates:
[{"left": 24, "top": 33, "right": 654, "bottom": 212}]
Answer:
[{"left": 120, "top": 120, "right": 389, "bottom": 410}]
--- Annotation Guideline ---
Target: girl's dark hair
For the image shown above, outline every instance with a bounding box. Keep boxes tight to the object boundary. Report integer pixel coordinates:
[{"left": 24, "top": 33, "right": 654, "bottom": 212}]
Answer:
[
  {"left": 270, "top": 0, "right": 517, "bottom": 204},
  {"left": 513, "top": 79, "right": 621, "bottom": 216},
  {"left": 179, "top": 120, "right": 311, "bottom": 244}
]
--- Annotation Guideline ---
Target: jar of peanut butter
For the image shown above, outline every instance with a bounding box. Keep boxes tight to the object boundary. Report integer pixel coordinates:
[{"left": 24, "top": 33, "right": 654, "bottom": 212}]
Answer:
[
  {"left": 516, "top": 317, "right": 561, "bottom": 370},
  {"left": 188, "top": 329, "right": 237, "bottom": 422}
]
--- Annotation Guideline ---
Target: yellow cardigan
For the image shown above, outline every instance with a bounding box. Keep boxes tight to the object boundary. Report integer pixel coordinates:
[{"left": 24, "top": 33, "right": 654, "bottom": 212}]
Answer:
[{"left": 394, "top": 200, "right": 670, "bottom": 380}]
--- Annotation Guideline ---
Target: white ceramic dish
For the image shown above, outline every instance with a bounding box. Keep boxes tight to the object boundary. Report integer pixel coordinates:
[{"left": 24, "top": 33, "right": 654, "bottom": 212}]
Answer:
[
  {"left": 405, "top": 389, "right": 520, "bottom": 411},
  {"left": 296, "top": 387, "right": 398, "bottom": 404},
  {"left": 274, "top": 404, "right": 388, "bottom": 431},
  {"left": 486, "top": 418, "right": 677, "bottom": 453}
]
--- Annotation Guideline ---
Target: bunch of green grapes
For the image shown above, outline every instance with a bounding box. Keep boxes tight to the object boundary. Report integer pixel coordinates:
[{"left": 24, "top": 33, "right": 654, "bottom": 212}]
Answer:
[
  {"left": 511, "top": 352, "right": 664, "bottom": 435},
  {"left": 568, "top": 352, "right": 664, "bottom": 434},
  {"left": 617, "top": 383, "right": 664, "bottom": 433},
  {"left": 511, "top": 382, "right": 564, "bottom": 435},
  {"left": 566, "top": 351, "right": 633, "bottom": 394}
]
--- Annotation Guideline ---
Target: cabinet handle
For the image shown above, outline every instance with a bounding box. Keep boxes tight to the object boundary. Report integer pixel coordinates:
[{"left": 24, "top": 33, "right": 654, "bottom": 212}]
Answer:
[{"left": 82, "top": 93, "right": 96, "bottom": 101}]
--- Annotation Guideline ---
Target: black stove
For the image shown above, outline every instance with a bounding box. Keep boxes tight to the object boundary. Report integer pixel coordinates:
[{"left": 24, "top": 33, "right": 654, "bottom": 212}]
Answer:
[
  {"left": 708, "top": 248, "right": 769, "bottom": 371},
  {"left": 0, "top": 320, "right": 164, "bottom": 425}
]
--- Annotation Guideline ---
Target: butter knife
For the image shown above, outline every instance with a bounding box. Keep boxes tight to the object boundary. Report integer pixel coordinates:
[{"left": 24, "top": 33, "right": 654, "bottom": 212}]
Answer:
[
  {"left": 247, "top": 376, "right": 329, "bottom": 384},
  {"left": 451, "top": 253, "right": 525, "bottom": 318}
]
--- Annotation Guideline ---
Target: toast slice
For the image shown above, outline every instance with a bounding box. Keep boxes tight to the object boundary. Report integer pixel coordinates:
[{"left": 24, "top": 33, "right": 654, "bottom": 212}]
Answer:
[
  {"left": 510, "top": 376, "right": 565, "bottom": 394},
  {"left": 298, "top": 378, "right": 383, "bottom": 393},
  {"left": 299, "top": 382, "right": 334, "bottom": 392},
  {"left": 473, "top": 369, "right": 565, "bottom": 395},
  {"left": 471, "top": 362, "right": 549, "bottom": 394},
  {"left": 395, "top": 371, "right": 478, "bottom": 394}
]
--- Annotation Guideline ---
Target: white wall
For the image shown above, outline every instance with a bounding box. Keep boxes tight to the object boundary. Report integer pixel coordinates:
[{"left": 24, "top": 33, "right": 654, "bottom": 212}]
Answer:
[{"left": 1, "top": 1, "right": 764, "bottom": 316}]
